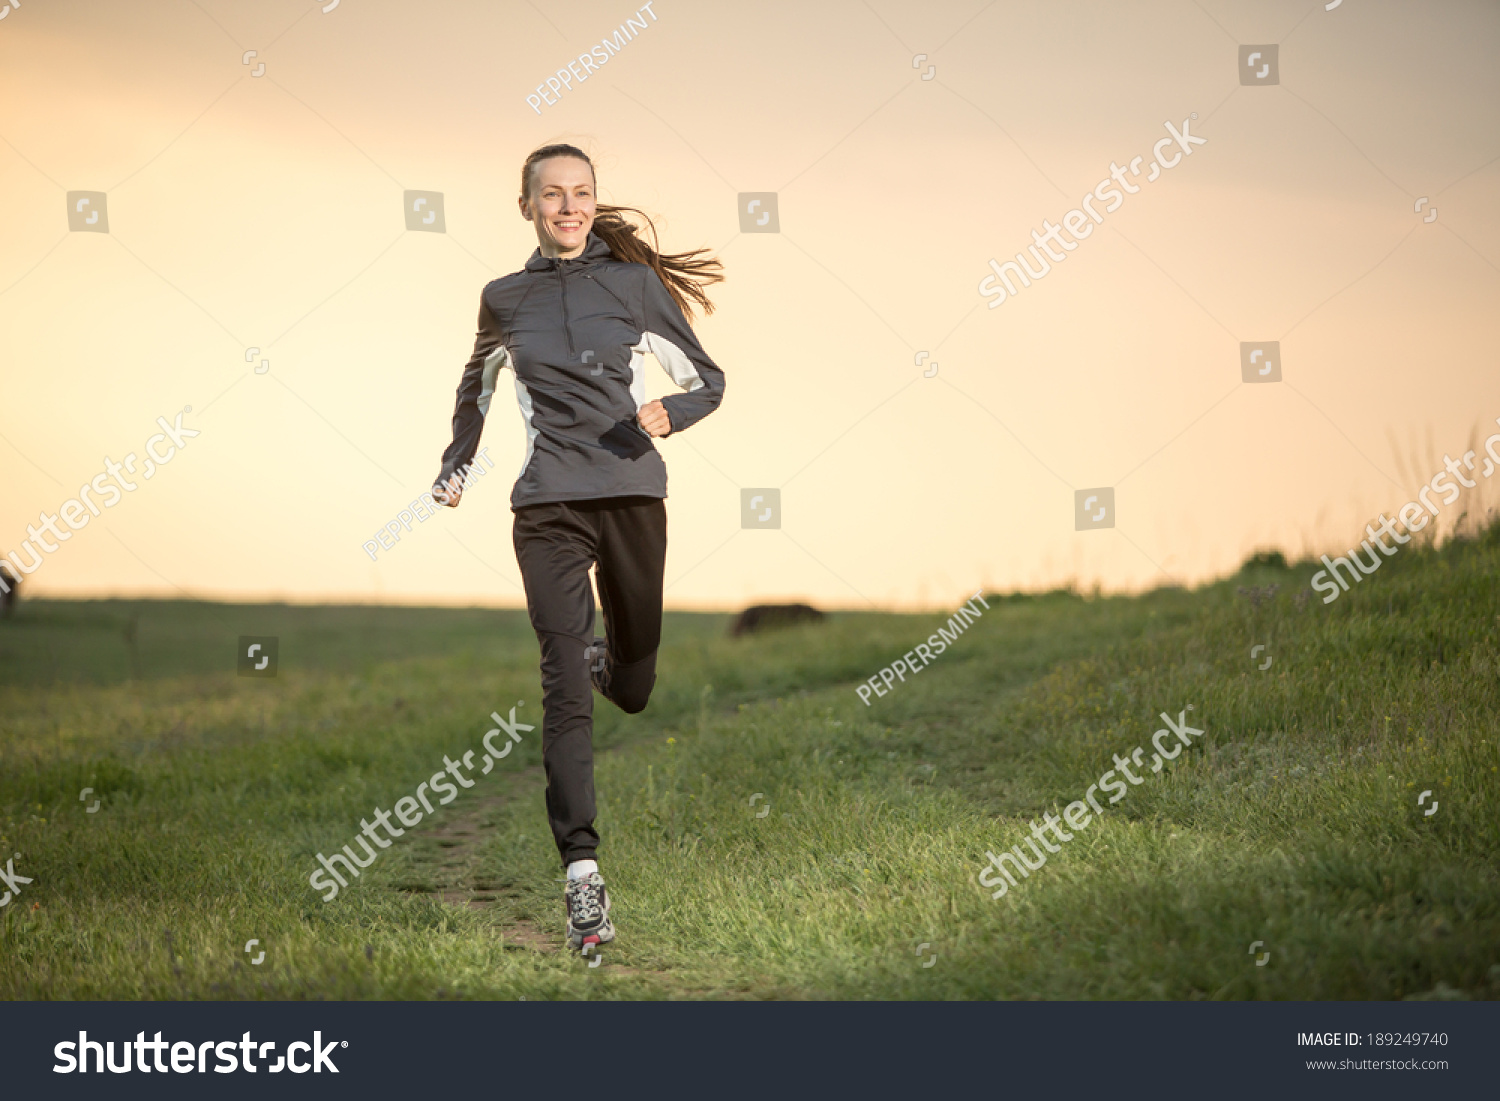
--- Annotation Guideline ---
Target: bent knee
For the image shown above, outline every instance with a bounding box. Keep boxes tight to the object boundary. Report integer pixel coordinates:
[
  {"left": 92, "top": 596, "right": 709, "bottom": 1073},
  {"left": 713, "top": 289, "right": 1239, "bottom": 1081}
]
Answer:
[
  {"left": 616, "top": 691, "right": 652, "bottom": 715},
  {"left": 610, "top": 674, "right": 656, "bottom": 714}
]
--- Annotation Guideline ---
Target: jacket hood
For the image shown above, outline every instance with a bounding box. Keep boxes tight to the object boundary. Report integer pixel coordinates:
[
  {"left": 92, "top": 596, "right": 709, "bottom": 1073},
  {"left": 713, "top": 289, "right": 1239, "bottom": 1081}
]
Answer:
[{"left": 523, "top": 230, "right": 614, "bottom": 273}]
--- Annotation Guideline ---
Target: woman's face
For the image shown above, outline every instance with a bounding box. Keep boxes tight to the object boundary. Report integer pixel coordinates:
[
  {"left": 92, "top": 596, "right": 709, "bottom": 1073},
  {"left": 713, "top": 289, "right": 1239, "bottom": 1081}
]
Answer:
[{"left": 522, "top": 156, "right": 596, "bottom": 259}]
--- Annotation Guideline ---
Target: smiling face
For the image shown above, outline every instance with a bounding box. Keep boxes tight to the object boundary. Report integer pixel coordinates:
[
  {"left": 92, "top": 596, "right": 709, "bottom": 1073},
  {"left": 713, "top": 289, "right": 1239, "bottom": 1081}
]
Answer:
[{"left": 520, "top": 155, "right": 596, "bottom": 259}]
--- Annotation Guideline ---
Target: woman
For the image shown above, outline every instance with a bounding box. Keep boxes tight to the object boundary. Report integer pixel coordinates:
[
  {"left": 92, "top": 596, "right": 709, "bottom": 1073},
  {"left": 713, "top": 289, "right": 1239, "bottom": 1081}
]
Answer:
[{"left": 431, "top": 143, "right": 726, "bottom": 953}]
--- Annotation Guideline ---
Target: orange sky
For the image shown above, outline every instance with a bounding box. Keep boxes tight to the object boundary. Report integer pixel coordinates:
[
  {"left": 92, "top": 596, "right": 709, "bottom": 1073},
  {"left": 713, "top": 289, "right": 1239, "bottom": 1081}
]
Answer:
[{"left": 2, "top": 0, "right": 1497, "bottom": 611}]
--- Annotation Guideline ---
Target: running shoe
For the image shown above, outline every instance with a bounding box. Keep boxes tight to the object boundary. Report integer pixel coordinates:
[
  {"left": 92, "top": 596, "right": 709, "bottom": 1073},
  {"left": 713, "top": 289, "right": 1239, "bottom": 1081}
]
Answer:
[{"left": 565, "top": 871, "right": 616, "bottom": 951}]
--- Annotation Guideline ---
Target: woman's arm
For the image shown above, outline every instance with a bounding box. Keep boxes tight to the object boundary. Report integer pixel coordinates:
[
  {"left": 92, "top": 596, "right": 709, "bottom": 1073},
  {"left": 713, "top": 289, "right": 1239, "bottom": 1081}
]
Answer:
[
  {"left": 433, "top": 291, "right": 507, "bottom": 505},
  {"left": 635, "top": 267, "right": 725, "bottom": 437}
]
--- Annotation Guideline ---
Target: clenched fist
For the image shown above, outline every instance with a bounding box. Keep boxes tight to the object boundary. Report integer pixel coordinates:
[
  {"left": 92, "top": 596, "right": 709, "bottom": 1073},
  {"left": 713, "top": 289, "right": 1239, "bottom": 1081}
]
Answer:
[
  {"left": 637, "top": 400, "right": 673, "bottom": 438},
  {"left": 431, "top": 474, "right": 464, "bottom": 508}
]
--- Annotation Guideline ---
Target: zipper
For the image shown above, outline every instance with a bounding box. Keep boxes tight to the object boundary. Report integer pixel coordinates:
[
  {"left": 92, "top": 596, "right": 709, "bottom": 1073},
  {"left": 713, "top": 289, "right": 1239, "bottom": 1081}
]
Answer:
[{"left": 556, "top": 258, "right": 575, "bottom": 356}]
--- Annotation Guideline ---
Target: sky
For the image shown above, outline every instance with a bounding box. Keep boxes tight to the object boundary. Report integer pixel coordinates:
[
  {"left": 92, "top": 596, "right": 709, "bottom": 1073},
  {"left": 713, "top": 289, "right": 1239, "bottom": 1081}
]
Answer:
[{"left": 2, "top": 0, "right": 1498, "bottom": 612}]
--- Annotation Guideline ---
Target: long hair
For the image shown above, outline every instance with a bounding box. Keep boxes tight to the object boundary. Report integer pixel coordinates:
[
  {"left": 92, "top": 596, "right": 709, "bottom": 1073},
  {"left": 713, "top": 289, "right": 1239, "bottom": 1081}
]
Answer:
[{"left": 520, "top": 143, "right": 724, "bottom": 322}]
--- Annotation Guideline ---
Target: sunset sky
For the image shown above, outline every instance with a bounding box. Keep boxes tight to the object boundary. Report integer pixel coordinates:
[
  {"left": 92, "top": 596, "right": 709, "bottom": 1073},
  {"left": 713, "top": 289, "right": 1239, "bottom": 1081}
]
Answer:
[{"left": 2, "top": 0, "right": 1497, "bottom": 611}]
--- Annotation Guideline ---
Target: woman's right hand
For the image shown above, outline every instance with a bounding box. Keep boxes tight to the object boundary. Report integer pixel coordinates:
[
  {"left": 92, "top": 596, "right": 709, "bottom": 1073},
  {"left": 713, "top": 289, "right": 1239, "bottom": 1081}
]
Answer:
[{"left": 431, "top": 477, "right": 463, "bottom": 508}]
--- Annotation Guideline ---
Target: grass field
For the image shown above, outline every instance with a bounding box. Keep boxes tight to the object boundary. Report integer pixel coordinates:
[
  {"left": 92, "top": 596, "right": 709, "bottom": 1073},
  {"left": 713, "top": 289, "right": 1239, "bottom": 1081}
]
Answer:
[{"left": 2, "top": 521, "right": 1498, "bottom": 1000}]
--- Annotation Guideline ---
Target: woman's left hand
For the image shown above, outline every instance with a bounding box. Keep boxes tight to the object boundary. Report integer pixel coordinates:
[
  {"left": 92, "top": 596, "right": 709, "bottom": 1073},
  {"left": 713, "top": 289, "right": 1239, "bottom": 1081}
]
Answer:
[{"left": 637, "top": 400, "right": 672, "bottom": 438}]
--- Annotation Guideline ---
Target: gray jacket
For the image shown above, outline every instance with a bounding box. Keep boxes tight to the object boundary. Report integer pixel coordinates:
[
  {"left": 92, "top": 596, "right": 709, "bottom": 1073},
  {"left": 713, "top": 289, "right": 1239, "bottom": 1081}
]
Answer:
[{"left": 435, "top": 231, "right": 726, "bottom": 509}]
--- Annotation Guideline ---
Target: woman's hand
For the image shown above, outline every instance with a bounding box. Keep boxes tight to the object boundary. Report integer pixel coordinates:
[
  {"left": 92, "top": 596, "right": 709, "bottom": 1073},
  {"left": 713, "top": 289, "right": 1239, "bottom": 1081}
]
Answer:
[
  {"left": 637, "top": 400, "right": 672, "bottom": 438},
  {"left": 431, "top": 476, "right": 463, "bottom": 508}
]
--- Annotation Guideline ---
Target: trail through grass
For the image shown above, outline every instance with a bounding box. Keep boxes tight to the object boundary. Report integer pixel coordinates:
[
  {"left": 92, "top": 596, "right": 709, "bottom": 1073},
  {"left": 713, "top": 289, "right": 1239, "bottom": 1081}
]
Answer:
[{"left": 2, "top": 525, "right": 1497, "bottom": 1000}]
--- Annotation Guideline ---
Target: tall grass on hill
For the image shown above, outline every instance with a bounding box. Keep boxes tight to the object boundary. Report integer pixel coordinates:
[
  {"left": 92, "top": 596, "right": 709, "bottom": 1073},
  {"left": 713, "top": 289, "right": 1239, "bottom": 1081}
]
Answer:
[{"left": 0, "top": 519, "right": 1496, "bottom": 999}]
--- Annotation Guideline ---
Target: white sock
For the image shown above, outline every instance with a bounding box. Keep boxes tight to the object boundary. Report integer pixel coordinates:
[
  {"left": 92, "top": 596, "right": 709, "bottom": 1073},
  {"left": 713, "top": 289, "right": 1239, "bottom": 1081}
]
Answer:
[{"left": 566, "top": 859, "right": 598, "bottom": 881}]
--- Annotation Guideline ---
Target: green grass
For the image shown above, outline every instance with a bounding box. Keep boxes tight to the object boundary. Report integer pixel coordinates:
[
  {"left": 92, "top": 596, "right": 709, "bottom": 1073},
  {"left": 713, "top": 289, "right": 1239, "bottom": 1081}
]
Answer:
[{"left": 2, "top": 522, "right": 1498, "bottom": 1000}]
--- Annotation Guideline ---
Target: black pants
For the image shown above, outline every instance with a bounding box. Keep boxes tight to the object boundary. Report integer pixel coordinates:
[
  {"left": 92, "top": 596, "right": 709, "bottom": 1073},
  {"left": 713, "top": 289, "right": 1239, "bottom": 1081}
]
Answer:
[{"left": 513, "top": 495, "right": 666, "bottom": 867}]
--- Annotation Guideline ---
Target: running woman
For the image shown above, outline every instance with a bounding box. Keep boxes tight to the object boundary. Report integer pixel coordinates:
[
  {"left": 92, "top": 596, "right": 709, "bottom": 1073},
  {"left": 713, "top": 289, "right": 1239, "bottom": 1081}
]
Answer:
[{"left": 430, "top": 143, "right": 726, "bottom": 953}]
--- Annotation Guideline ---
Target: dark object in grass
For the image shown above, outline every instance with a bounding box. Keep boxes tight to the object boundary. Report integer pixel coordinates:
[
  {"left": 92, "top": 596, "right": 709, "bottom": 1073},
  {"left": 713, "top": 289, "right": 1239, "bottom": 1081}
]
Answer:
[
  {"left": 1241, "top": 548, "right": 1288, "bottom": 571},
  {"left": 0, "top": 562, "right": 16, "bottom": 617},
  {"left": 730, "top": 603, "right": 826, "bottom": 637}
]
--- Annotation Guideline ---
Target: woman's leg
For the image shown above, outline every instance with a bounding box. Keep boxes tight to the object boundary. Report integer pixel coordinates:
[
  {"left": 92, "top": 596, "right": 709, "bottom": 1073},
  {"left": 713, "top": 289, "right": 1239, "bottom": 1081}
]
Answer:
[
  {"left": 592, "top": 496, "right": 667, "bottom": 714},
  {"left": 512, "top": 501, "right": 603, "bottom": 868}
]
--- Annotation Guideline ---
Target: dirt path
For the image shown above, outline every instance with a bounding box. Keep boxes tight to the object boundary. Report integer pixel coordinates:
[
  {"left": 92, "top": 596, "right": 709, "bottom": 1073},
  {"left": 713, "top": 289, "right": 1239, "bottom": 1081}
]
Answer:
[
  {"left": 411, "top": 763, "right": 560, "bottom": 954},
  {"left": 412, "top": 759, "right": 649, "bottom": 976}
]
